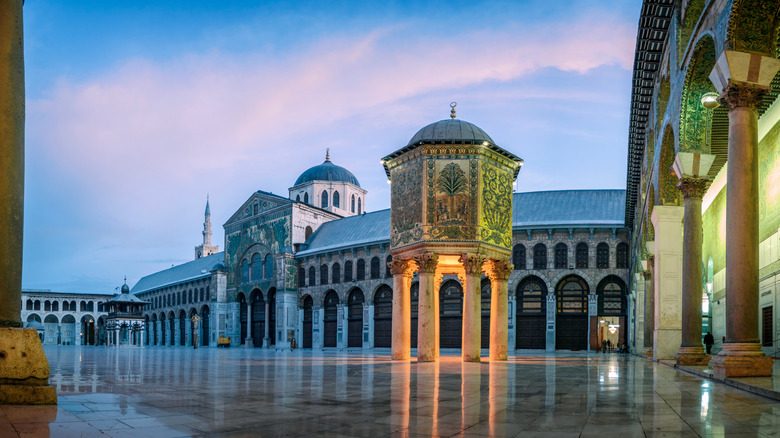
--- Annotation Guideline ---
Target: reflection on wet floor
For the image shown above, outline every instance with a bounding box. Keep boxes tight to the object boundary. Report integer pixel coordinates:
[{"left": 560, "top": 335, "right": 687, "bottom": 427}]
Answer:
[{"left": 1, "top": 347, "right": 779, "bottom": 437}]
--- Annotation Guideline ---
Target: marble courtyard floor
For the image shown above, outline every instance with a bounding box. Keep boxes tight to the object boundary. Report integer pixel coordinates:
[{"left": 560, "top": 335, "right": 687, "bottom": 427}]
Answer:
[{"left": 1, "top": 347, "right": 779, "bottom": 437}]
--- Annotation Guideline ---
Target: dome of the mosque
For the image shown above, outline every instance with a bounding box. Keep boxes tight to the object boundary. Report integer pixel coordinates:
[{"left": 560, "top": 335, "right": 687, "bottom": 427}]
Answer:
[
  {"left": 294, "top": 156, "right": 361, "bottom": 187},
  {"left": 121, "top": 283, "right": 130, "bottom": 294},
  {"left": 407, "top": 119, "right": 495, "bottom": 146}
]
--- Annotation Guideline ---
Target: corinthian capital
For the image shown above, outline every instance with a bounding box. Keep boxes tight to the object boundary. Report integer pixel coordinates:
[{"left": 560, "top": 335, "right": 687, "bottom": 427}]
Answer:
[
  {"left": 718, "top": 80, "right": 769, "bottom": 111},
  {"left": 485, "top": 260, "right": 513, "bottom": 281},
  {"left": 676, "top": 176, "right": 708, "bottom": 199},
  {"left": 459, "top": 253, "right": 487, "bottom": 275},
  {"left": 413, "top": 253, "right": 439, "bottom": 274},
  {"left": 389, "top": 258, "right": 417, "bottom": 278}
]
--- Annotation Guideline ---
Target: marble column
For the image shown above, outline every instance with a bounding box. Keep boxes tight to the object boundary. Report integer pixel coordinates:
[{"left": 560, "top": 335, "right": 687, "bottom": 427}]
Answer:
[
  {"left": 675, "top": 176, "right": 710, "bottom": 365},
  {"left": 0, "top": 2, "right": 57, "bottom": 402},
  {"left": 245, "top": 299, "right": 253, "bottom": 347},
  {"left": 263, "top": 300, "right": 270, "bottom": 347},
  {"left": 433, "top": 271, "right": 443, "bottom": 359},
  {"left": 390, "top": 258, "right": 415, "bottom": 360},
  {"left": 460, "top": 254, "right": 486, "bottom": 362},
  {"left": 651, "top": 206, "right": 684, "bottom": 361},
  {"left": 487, "top": 260, "right": 512, "bottom": 361},
  {"left": 710, "top": 79, "right": 775, "bottom": 377},
  {"left": 413, "top": 253, "right": 438, "bottom": 362},
  {"left": 642, "top": 262, "right": 653, "bottom": 359}
]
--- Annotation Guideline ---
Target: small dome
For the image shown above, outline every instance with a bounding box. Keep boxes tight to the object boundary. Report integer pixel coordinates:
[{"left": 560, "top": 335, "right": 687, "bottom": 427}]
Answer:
[
  {"left": 407, "top": 119, "right": 494, "bottom": 146},
  {"left": 121, "top": 283, "right": 130, "bottom": 293},
  {"left": 212, "top": 263, "right": 226, "bottom": 271},
  {"left": 294, "top": 159, "right": 361, "bottom": 187}
]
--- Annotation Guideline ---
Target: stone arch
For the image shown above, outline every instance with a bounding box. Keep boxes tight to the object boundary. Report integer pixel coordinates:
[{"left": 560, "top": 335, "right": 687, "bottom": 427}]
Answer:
[
  {"left": 44, "top": 314, "right": 58, "bottom": 323},
  {"left": 302, "top": 294, "right": 314, "bottom": 348},
  {"left": 677, "top": 0, "right": 705, "bottom": 66},
  {"left": 373, "top": 284, "right": 393, "bottom": 348},
  {"left": 726, "top": 0, "right": 780, "bottom": 57},
  {"left": 347, "top": 287, "right": 365, "bottom": 347},
  {"left": 515, "top": 275, "right": 548, "bottom": 349},
  {"left": 679, "top": 34, "right": 718, "bottom": 154},
  {"left": 323, "top": 290, "right": 339, "bottom": 348},
  {"left": 549, "top": 269, "right": 593, "bottom": 293},
  {"left": 657, "top": 124, "right": 681, "bottom": 206}
]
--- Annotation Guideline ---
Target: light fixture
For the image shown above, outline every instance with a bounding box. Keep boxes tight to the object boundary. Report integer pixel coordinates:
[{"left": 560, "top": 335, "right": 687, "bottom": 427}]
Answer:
[
  {"left": 701, "top": 92, "right": 720, "bottom": 109},
  {"left": 387, "top": 179, "right": 391, "bottom": 184},
  {"left": 482, "top": 141, "right": 489, "bottom": 146}
]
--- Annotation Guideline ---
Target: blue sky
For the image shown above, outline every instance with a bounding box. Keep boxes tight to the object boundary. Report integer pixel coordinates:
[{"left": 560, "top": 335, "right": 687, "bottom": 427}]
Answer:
[{"left": 21, "top": 0, "right": 641, "bottom": 293}]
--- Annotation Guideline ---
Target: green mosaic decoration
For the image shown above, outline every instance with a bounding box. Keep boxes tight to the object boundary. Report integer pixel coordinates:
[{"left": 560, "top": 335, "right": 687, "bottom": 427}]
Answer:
[
  {"left": 677, "top": 0, "right": 705, "bottom": 67},
  {"left": 390, "top": 160, "right": 424, "bottom": 247},
  {"left": 727, "top": 0, "right": 780, "bottom": 56},
  {"left": 647, "top": 185, "right": 655, "bottom": 241},
  {"left": 481, "top": 161, "right": 513, "bottom": 249},
  {"left": 428, "top": 160, "right": 476, "bottom": 241},
  {"left": 658, "top": 129, "right": 681, "bottom": 206},
  {"left": 702, "top": 186, "right": 726, "bottom": 275},
  {"left": 224, "top": 213, "right": 291, "bottom": 289},
  {"left": 656, "top": 78, "right": 670, "bottom": 136},
  {"left": 679, "top": 35, "right": 716, "bottom": 153},
  {"left": 758, "top": 118, "right": 780, "bottom": 241},
  {"left": 285, "top": 258, "right": 298, "bottom": 292}
]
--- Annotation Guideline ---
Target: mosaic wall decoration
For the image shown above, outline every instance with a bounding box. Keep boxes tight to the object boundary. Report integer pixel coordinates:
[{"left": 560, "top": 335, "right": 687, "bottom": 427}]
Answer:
[
  {"left": 679, "top": 35, "right": 716, "bottom": 153},
  {"left": 658, "top": 129, "right": 681, "bottom": 206},
  {"left": 702, "top": 186, "right": 727, "bottom": 275},
  {"left": 758, "top": 118, "right": 780, "bottom": 242},
  {"left": 428, "top": 159, "right": 477, "bottom": 241},
  {"left": 224, "top": 211, "right": 291, "bottom": 290},
  {"left": 727, "top": 0, "right": 780, "bottom": 56},
  {"left": 480, "top": 160, "right": 513, "bottom": 249},
  {"left": 390, "top": 159, "right": 424, "bottom": 247},
  {"left": 677, "top": 0, "right": 705, "bottom": 67}
]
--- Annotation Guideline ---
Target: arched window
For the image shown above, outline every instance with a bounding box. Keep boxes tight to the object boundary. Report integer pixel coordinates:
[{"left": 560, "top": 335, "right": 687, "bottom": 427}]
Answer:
[
  {"left": 512, "top": 244, "right": 526, "bottom": 270},
  {"left": 87, "top": 301, "right": 94, "bottom": 312},
  {"left": 80, "top": 301, "right": 86, "bottom": 311},
  {"left": 52, "top": 301, "right": 59, "bottom": 311},
  {"left": 533, "top": 243, "right": 547, "bottom": 270},
  {"left": 25, "top": 299, "right": 32, "bottom": 310},
  {"left": 386, "top": 255, "right": 392, "bottom": 278},
  {"left": 304, "top": 192, "right": 309, "bottom": 204},
  {"left": 351, "top": 195, "right": 356, "bottom": 213},
  {"left": 305, "top": 226, "right": 313, "bottom": 240},
  {"left": 251, "top": 253, "right": 261, "bottom": 281},
  {"left": 44, "top": 301, "right": 51, "bottom": 311},
  {"left": 358, "top": 198, "right": 362, "bottom": 214},
  {"left": 309, "top": 266, "right": 316, "bottom": 286},
  {"left": 370, "top": 257, "right": 380, "bottom": 279},
  {"left": 554, "top": 243, "right": 568, "bottom": 269},
  {"left": 616, "top": 242, "right": 628, "bottom": 269},
  {"left": 556, "top": 275, "right": 589, "bottom": 314},
  {"left": 517, "top": 276, "right": 547, "bottom": 315},
  {"left": 240, "top": 259, "right": 249, "bottom": 284},
  {"left": 299, "top": 268, "right": 306, "bottom": 287},
  {"left": 34, "top": 300, "right": 40, "bottom": 311},
  {"left": 321, "top": 191, "right": 329, "bottom": 208},
  {"left": 332, "top": 263, "right": 341, "bottom": 284},
  {"left": 597, "top": 243, "right": 610, "bottom": 269},
  {"left": 296, "top": 194, "right": 300, "bottom": 202},
  {"left": 597, "top": 276, "right": 626, "bottom": 315},
  {"left": 356, "top": 259, "right": 366, "bottom": 280},
  {"left": 344, "top": 260, "right": 353, "bottom": 282},
  {"left": 264, "top": 254, "right": 273, "bottom": 278},
  {"left": 320, "top": 264, "right": 328, "bottom": 285},
  {"left": 576, "top": 243, "right": 589, "bottom": 269},
  {"left": 333, "top": 191, "right": 340, "bottom": 208}
]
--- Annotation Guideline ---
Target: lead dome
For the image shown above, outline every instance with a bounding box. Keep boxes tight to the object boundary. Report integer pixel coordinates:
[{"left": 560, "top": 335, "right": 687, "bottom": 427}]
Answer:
[
  {"left": 407, "top": 118, "right": 495, "bottom": 146},
  {"left": 293, "top": 158, "right": 361, "bottom": 187}
]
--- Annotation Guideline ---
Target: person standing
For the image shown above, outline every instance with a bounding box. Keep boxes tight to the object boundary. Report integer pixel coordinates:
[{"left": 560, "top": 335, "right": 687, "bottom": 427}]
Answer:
[{"left": 704, "top": 332, "right": 714, "bottom": 354}]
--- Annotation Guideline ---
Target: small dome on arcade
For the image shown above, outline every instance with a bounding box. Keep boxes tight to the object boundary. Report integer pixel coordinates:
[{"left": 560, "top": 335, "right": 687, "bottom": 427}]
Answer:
[
  {"left": 294, "top": 149, "right": 361, "bottom": 187},
  {"left": 406, "top": 102, "right": 494, "bottom": 146}
]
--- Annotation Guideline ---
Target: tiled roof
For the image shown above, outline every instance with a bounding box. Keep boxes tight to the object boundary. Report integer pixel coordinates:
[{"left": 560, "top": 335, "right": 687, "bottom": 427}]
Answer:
[
  {"left": 131, "top": 252, "right": 225, "bottom": 295},
  {"left": 298, "top": 190, "right": 626, "bottom": 256}
]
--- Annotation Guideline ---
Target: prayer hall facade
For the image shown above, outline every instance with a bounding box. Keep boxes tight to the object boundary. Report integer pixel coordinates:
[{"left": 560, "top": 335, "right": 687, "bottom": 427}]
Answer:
[{"left": 625, "top": 0, "right": 780, "bottom": 377}]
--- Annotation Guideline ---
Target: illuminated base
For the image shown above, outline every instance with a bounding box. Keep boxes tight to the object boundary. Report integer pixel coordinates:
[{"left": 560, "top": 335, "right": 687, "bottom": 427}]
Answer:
[
  {"left": 675, "top": 346, "right": 710, "bottom": 366},
  {"left": 0, "top": 328, "right": 57, "bottom": 405},
  {"left": 710, "top": 343, "right": 773, "bottom": 379}
]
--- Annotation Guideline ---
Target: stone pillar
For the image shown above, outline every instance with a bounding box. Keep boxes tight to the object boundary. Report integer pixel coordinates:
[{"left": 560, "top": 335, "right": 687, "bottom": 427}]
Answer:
[
  {"left": 651, "top": 207, "right": 684, "bottom": 360},
  {"left": 642, "top": 262, "right": 653, "bottom": 359},
  {"left": 486, "top": 260, "right": 512, "bottom": 361},
  {"left": 413, "top": 253, "right": 438, "bottom": 362},
  {"left": 460, "top": 254, "right": 486, "bottom": 362},
  {"left": 433, "top": 271, "right": 443, "bottom": 359},
  {"left": 245, "top": 298, "right": 253, "bottom": 347},
  {"left": 0, "top": 1, "right": 56, "bottom": 403},
  {"left": 263, "top": 300, "right": 270, "bottom": 348},
  {"left": 675, "top": 176, "right": 710, "bottom": 365},
  {"left": 710, "top": 79, "right": 775, "bottom": 377},
  {"left": 390, "top": 258, "right": 415, "bottom": 360}
]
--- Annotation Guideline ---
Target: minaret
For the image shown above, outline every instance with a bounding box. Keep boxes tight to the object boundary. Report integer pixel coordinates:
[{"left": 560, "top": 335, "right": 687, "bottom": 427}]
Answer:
[{"left": 195, "top": 195, "right": 219, "bottom": 259}]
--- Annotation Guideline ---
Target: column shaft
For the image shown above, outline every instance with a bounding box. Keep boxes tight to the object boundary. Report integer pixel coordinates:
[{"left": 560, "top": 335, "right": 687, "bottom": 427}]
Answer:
[
  {"left": 391, "top": 272, "right": 411, "bottom": 360},
  {"left": 681, "top": 195, "right": 704, "bottom": 347},
  {"left": 246, "top": 299, "right": 253, "bottom": 346},
  {"left": 725, "top": 107, "right": 760, "bottom": 344},
  {"left": 414, "top": 253, "right": 438, "bottom": 362},
  {"left": 462, "top": 272, "right": 481, "bottom": 362},
  {"left": 264, "top": 300, "right": 270, "bottom": 346},
  {"left": 488, "top": 260, "right": 512, "bottom": 361},
  {"left": 0, "top": 0, "right": 24, "bottom": 327},
  {"left": 642, "top": 268, "right": 653, "bottom": 355}
]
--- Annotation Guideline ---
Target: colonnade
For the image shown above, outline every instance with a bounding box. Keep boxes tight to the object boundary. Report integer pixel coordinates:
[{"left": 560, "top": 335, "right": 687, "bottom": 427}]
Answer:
[
  {"left": 390, "top": 253, "right": 512, "bottom": 362},
  {"left": 244, "top": 297, "right": 273, "bottom": 347}
]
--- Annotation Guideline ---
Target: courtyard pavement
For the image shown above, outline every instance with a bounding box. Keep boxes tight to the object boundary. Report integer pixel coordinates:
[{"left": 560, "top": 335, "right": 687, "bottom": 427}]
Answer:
[{"left": 1, "top": 347, "right": 779, "bottom": 437}]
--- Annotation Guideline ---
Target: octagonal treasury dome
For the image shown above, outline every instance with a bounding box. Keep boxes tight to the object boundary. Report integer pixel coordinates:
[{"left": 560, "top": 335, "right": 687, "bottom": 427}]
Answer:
[
  {"left": 294, "top": 156, "right": 361, "bottom": 187},
  {"left": 406, "top": 119, "right": 495, "bottom": 146}
]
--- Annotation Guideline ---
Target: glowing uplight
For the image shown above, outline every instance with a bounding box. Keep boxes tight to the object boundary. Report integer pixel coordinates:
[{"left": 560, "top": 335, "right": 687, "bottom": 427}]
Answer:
[
  {"left": 482, "top": 141, "right": 489, "bottom": 146},
  {"left": 701, "top": 92, "right": 720, "bottom": 109}
]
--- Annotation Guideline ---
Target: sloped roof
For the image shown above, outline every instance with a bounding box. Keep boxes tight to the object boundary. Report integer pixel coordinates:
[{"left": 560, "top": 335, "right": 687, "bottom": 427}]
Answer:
[
  {"left": 512, "top": 190, "right": 626, "bottom": 228},
  {"left": 131, "top": 252, "right": 225, "bottom": 294},
  {"left": 297, "top": 190, "right": 626, "bottom": 256},
  {"left": 106, "top": 292, "right": 149, "bottom": 304},
  {"left": 296, "top": 209, "right": 391, "bottom": 256}
]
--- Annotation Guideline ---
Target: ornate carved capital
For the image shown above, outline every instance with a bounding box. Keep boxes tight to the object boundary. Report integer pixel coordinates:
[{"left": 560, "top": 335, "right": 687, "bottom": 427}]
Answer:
[
  {"left": 642, "top": 270, "right": 651, "bottom": 281},
  {"left": 676, "top": 176, "right": 708, "bottom": 199},
  {"left": 485, "top": 260, "right": 513, "bottom": 281},
  {"left": 457, "top": 273, "right": 466, "bottom": 284},
  {"left": 459, "top": 253, "right": 487, "bottom": 275},
  {"left": 389, "top": 258, "right": 417, "bottom": 279},
  {"left": 718, "top": 80, "right": 769, "bottom": 111},
  {"left": 413, "top": 252, "right": 439, "bottom": 274},
  {"left": 647, "top": 255, "right": 655, "bottom": 271}
]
